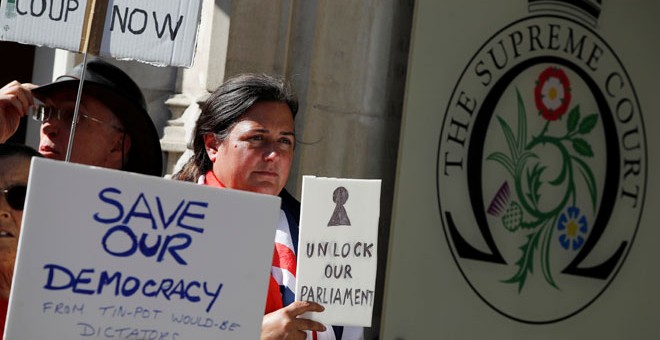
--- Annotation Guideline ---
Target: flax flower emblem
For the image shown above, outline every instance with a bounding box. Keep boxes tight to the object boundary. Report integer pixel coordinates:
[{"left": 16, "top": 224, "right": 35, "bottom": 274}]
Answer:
[{"left": 557, "top": 206, "right": 588, "bottom": 251}]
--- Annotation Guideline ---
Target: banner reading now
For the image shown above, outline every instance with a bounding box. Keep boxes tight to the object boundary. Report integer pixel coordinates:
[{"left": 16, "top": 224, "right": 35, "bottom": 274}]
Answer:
[{"left": 0, "top": 0, "right": 202, "bottom": 67}]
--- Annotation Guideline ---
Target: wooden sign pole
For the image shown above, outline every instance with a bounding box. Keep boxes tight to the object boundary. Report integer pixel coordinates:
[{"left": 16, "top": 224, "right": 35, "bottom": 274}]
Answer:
[{"left": 64, "top": 0, "right": 110, "bottom": 162}]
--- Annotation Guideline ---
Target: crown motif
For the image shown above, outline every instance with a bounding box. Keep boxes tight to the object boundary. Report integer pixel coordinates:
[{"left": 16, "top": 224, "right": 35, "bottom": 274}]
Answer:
[{"left": 528, "top": 0, "right": 601, "bottom": 27}]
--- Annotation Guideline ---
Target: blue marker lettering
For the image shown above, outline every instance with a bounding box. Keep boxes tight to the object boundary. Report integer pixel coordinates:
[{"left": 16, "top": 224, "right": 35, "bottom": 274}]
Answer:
[
  {"left": 44, "top": 266, "right": 223, "bottom": 314},
  {"left": 203, "top": 282, "right": 223, "bottom": 313},
  {"left": 102, "top": 225, "right": 137, "bottom": 257},
  {"left": 123, "top": 192, "right": 157, "bottom": 229},
  {"left": 93, "top": 187, "right": 124, "bottom": 224},
  {"left": 185, "top": 281, "right": 201, "bottom": 302},
  {"left": 73, "top": 268, "right": 95, "bottom": 295},
  {"left": 159, "top": 234, "right": 192, "bottom": 265},
  {"left": 156, "top": 196, "right": 185, "bottom": 230},
  {"left": 98, "top": 271, "right": 121, "bottom": 295},
  {"left": 142, "top": 279, "right": 158, "bottom": 297},
  {"left": 43, "top": 264, "right": 74, "bottom": 291},
  {"left": 121, "top": 276, "right": 140, "bottom": 296},
  {"left": 176, "top": 201, "right": 207, "bottom": 234}
]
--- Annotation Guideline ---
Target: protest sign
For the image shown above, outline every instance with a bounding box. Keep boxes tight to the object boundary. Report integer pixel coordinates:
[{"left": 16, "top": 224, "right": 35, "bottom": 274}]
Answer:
[
  {"left": 5, "top": 158, "right": 280, "bottom": 339},
  {"left": 0, "top": 0, "right": 202, "bottom": 66},
  {"left": 294, "top": 176, "right": 381, "bottom": 327}
]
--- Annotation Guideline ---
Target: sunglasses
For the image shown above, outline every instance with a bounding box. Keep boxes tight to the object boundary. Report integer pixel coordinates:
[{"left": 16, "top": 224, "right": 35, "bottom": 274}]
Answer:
[{"left": 1, "top": 185, "right": 27, "bottom": 211}]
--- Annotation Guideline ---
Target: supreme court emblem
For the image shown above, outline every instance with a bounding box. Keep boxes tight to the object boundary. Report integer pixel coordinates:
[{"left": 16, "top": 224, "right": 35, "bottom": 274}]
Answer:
[{"left": 436, "top": 1, "right": 647, "bottom": 324}]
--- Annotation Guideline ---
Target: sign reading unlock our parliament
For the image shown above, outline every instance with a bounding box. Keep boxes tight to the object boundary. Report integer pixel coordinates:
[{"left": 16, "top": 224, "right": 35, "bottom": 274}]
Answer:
[
  {"left": 295, "top": 176, "right": 381, "bottom": 327},
  {"left": 0, "top": 0, "right": 202, "bottom": 66},
  {"left": 6, "top": 158, "right": 281, "bottom": 339}
]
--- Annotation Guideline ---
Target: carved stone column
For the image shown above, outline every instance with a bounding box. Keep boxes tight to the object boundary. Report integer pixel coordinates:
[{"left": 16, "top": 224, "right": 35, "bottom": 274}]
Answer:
[{"left": 161, "top": 0, "right": 231, "bottom": 176}]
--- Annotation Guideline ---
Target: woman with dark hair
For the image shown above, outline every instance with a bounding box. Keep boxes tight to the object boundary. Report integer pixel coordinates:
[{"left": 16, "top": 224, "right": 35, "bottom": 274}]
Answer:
[
  {"left": 174, "top": 73, "right": 298, "bottom": 187},
  {"left": 0, "top": 143, "right": 41, "bottom": 338},
  {"left": 174, "top": 74, "right": 362, "bottom": 340}
]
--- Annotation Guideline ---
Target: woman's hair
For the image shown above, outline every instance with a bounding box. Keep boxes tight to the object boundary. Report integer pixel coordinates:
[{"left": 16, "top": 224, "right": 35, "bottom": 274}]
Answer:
[
  {"left": 0, "top": 143, "right": 42, "bottom": 159},
  {"left": 172, "top": 73, "right": 298, "bottom": 182}
]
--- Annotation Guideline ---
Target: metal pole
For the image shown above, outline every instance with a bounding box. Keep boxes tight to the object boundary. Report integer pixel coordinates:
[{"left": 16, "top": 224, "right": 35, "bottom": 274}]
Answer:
[{"left": 64, "top": 52, "right": 89, "bottom": 163}]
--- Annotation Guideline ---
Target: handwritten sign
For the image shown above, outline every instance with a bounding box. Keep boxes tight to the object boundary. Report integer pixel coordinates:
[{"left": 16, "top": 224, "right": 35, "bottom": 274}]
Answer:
[
  {"left": 6, "top": 158, "right": 280, "bottom": 339},
  {"left": 99, "top": 0, "right": 202, "bottom": 66},
  {"left": 294, "top": 176, "right": 381, "bottom": 327},
  {"left": 0, "top": 0, "right": 202, "bottom": 66}
]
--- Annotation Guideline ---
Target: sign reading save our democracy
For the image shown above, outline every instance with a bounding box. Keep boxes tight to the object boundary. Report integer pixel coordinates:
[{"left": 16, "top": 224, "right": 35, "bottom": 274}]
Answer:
[
  {"left": 0, "top": 0, "right": 202, "bottom": 66},
  {"left": 6, "top": 158, "right": 281, "bottom": 339},
  {"left": 295, "top": 176, "right": 381, "bottom": 327}
]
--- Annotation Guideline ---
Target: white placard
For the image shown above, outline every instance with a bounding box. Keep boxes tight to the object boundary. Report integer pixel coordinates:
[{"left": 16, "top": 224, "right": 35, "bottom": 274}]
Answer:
[
  {"left": 99, "top": 0, "right": 202, "bottom": 67},
  {"left": 6, "top": 158, "right": 280, "bottom": 339},
  {"left": 294, "top": 176, "right": 381, "bottom": 327},
  {"left": 0, "top": 0, "right": 202, "bottom": 67},
  {"left": 0, "top": 0, "right": 87, "bottom": 52}
]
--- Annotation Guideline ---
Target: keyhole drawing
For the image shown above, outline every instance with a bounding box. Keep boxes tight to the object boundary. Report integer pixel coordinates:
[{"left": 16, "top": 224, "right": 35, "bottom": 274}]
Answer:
[{"left": 328, "top": 186, "right": 351, "bottom": 227}]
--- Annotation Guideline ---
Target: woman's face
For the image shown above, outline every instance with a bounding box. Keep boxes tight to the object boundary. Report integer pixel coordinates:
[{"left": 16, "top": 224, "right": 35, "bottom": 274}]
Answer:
[{"left": 206, "top": 101, "right": 295, "bottom": 196}]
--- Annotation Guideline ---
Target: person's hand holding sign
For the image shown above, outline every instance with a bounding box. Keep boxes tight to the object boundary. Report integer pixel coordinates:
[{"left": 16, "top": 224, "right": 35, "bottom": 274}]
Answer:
[
  {"left": 0, "top": 81, "right": 37, "bottom": 143},
  {"left": 261, "top": 301, "right": 327, "bottom": 340}
]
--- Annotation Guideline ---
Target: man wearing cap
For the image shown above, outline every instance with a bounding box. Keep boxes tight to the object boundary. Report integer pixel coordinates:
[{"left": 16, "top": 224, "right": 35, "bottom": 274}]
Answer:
[{"left": 0, "top": 58, "right": 162, "bottom": 176}]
